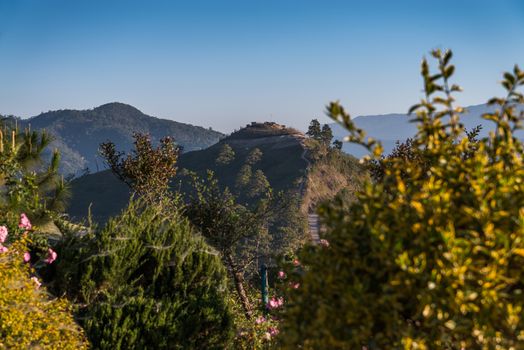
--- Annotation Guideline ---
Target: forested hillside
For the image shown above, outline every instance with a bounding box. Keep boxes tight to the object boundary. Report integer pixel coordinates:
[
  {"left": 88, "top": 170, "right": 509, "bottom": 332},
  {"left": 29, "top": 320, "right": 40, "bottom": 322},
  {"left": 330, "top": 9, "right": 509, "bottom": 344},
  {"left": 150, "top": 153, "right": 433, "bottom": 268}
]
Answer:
[
  {"left": 67, "top": 122, "right": 364, "bottom": 224},
  {"left": 18, "top": 102, "right": 223, "bottom": 175}
]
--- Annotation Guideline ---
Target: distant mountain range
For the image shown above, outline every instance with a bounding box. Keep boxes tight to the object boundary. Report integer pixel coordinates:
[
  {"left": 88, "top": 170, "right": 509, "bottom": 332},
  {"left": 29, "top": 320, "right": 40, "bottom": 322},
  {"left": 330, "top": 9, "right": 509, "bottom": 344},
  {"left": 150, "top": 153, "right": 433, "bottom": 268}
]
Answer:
[
  {"left": 330, "top": 104, "right": 524, "bottom": 158},
  {"left": 18, "top": 102, "right": 224, "bottom": 175}
]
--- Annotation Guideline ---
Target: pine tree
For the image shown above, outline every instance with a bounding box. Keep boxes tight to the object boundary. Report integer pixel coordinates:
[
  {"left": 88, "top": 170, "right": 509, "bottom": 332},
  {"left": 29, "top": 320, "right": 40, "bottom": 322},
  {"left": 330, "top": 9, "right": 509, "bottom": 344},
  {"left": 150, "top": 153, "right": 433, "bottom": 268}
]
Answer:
[
  {"left": 215, "top": 144, "right": 235, "bottom": 165},
  {"left": 320, "top": 124, "right": 334, "bottom": 146},
  {"left": 333, "top": 139, "right": 343, "bottom": 150},
  {"left": 247, "top": 169, "right": 270, "bottom": 198},
  {"left": 0, "top": 124, "right": 70, "bottom": 222},
  {"left": 235, "top": 164, "right": 252, "bottom": 191},
  {"left": 306, "top": 119, "right": 322, "bottom": 140},
  {"left": 246, "top": 148, "right": 263, "bottom": 165}
]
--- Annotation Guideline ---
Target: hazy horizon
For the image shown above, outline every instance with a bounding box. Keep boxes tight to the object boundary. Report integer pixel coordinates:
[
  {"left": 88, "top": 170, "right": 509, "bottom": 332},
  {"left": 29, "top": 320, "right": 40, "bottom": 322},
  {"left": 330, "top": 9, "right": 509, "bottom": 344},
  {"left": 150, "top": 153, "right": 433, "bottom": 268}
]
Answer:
[{"left": 1, "top": 0, "right": 523, "bottom": 132}]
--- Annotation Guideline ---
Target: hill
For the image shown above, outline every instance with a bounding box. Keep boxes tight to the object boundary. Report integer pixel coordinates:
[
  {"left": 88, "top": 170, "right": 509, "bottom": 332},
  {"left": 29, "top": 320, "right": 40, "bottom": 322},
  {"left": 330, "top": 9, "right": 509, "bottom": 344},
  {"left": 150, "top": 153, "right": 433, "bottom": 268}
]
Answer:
[
  {"left": 67, "top": 122, "right": 365, "bottom": 224},
  {"left": 20, "top": 102, "right": 223, "bottom": 175},
  {"left": 332, "top": 103, "right": 524, "bottom": 157}
]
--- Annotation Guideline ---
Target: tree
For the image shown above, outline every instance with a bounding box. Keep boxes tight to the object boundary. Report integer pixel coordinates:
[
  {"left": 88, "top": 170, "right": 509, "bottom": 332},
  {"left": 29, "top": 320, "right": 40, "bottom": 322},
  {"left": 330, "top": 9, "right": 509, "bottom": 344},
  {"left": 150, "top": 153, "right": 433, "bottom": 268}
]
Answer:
[
  {"left": 246, "top": 148, "right": 263, "bottom": 165},
  {"left": 280, "top": 50, "right": 524, "bottom": 349},
  {"left": 320, "top": 124, "right": 334, "bottom": 146},
  {"left": 184, "top": 171, "right": 274, "bottom": 320},
  {"left": 235, "top": 164, "right": 252, "bottom": 191},
  {"left": 333, "top": 139, "right": 343, "bottom": 150},
  {"left": 306, "top": 119, "right": 322, "bottom": 140},
  {"left": 99, "top": 133, "right": 179, "bottom": 200},
  {"left": 0, "top": 125, "right": 70, "bottom": 223},
  {"left": 247, "top": 169, "right": 270, "bottom": 198},
  {"left": 215, "top": 144, "right": 235, "bottom": 166},
  {"left": 53, "top": 199, "right": 233, "bottom": 349}
]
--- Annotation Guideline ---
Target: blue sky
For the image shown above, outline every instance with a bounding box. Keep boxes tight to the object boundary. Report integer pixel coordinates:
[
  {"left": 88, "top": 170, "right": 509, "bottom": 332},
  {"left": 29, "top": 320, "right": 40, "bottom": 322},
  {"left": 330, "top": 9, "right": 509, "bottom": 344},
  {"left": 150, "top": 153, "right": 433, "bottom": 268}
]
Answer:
[{"left": 0, "top": 0, "right": 523, "bottom": 132}]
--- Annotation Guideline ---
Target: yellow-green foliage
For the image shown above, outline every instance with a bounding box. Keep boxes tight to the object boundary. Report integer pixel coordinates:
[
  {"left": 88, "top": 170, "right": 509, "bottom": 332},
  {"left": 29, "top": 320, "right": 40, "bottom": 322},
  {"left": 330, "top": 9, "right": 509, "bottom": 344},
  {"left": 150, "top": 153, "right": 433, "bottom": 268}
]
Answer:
[
  {"left": 279, "top": 50, "right": 524, "bottom": 349},
  {"left": 0, "top": 238, "right": 88, "bottom": 349}
]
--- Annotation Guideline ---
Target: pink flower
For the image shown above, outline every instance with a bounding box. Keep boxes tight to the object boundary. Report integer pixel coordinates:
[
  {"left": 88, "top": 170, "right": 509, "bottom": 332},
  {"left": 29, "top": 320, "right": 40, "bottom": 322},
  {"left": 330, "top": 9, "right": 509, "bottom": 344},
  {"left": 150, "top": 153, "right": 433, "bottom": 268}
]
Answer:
[
  {"left": 18, "top": 213, "right": 32, "bottom": 230},
  {"left": 23, "top": 252, "right": 31, "bottom": 263},
  {"left": 255, "top": 316, "right": 266, "bottom": 324},
  {"left": 268, "top": 326, "right": 279, "bottom": 337},
  {"left": 44, "top": 248, "right": 57, "bottom": 264},
  {"left": 278, "top": 271, "right": 286, "bottom": 279},
  {"left": 0, "top": 245, "right": 8, "bottom": 253},
  {"left": 267, "top": 297, "right": 284, "bottom": 309},
  {"left": 31, "top": 276, "right": 41, "bottom": 289},
  {"left": 290, "top": 282, "right": 300, "bottom": 289},
  {"left": 0, "top": 226, "right": 7, "bottom": 243},
  {"left": 319, "top": 239, "right": 330, "bottom": 247}
]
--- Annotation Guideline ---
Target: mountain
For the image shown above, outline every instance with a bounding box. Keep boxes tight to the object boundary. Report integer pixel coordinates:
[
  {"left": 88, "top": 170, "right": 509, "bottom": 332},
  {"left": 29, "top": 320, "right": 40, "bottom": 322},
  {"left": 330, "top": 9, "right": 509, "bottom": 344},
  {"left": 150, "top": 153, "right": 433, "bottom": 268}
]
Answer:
[
  {"left": 331, "top": 103, "right": 524, "bottom": 157},
  {"left": 20, "top": 102, "right": 223, "bottom": 175},
  {"left": 67, "top": 122, "right": 365, "bottom": 223}
]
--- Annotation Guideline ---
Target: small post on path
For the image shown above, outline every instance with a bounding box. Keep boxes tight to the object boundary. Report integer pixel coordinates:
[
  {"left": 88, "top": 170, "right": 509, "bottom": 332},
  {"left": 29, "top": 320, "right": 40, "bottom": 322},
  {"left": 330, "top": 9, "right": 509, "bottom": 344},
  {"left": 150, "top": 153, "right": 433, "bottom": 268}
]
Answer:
[{"left": 260, "top": 264, "right": 268, "bottom": 314}]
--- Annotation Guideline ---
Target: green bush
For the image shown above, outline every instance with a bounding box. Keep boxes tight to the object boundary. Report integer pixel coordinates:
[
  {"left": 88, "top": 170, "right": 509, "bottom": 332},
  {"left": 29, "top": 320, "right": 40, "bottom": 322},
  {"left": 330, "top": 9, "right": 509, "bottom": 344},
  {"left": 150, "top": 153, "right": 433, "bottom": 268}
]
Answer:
[
  {"left": 54, "top": 199, "right": 234, "bottom": 349},
  {"left": 279, "top": 50, "right": 524, "bottom": 349}
]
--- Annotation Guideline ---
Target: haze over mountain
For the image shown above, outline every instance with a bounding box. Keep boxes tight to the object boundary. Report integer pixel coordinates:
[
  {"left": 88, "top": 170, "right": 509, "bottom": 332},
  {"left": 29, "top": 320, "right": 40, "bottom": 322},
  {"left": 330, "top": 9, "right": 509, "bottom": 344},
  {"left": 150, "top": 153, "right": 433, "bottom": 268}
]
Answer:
[
  {"left": 330, "top": 103, "right": 524, "bottom": 157},
  {"left": 19, "top": 102, "right": 223, "bottom": 175}
]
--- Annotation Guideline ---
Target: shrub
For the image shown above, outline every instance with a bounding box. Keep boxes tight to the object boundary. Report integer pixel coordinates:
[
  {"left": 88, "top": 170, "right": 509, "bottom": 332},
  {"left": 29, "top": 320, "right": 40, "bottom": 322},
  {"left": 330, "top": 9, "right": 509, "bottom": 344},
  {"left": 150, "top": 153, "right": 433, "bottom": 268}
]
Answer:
[
  {"left": 0, "top": 222, "right": 88, "bottom": 349},
  {"left": 279, "top": 50, "right": 524, "bottom": 349},
  {"left": 54, "top": 199, "right": 234, "bottom": 349}
]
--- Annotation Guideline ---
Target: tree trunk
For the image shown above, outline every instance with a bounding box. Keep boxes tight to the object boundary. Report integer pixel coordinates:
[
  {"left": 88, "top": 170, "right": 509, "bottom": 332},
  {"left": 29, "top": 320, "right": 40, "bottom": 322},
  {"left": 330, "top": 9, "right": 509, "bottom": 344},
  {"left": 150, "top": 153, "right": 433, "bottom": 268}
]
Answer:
[{"left": 226, "top": 254, "right": 252, "bottom": 320}]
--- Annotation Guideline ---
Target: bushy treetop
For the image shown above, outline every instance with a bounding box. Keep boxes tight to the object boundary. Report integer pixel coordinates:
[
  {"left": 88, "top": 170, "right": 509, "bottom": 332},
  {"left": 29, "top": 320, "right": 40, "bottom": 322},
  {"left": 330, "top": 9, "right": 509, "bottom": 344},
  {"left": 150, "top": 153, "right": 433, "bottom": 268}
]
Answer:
[{"left": 280, "top": 50, "right": 524, "bottom": 349}]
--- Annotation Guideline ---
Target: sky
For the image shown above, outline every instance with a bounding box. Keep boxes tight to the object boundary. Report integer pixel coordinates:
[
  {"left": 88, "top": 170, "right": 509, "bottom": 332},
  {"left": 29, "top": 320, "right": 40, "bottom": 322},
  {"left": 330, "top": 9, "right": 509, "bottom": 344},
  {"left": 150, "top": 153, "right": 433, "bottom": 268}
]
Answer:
[{"left": 0, "top": 0, "right": 523, "bottom": 132}]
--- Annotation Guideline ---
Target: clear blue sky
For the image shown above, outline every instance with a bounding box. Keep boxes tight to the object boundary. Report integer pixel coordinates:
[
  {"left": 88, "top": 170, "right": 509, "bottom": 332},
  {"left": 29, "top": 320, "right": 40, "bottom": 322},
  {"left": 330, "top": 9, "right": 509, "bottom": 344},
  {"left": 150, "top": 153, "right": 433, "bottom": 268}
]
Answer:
[{"left": 0, "top": 0, "right": 523, "bottom": 132}]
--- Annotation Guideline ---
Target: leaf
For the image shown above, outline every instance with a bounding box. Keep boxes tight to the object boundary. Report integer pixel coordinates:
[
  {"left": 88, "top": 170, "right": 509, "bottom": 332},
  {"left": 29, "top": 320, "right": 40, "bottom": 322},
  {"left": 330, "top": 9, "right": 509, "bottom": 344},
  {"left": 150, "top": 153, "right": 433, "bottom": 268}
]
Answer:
[
  {"left": 408, "top": 104, "right": 422, "bottom": 114},
  {"left": 450, "top": 84, "right": 462, "bottom": 92},
  {"left": 444, "top": 65, "right": 455, "bottom": 78},
  {"left": 514, "top": 249, "right": 524, "bottom": 257},
  {"left": 504, "top": 72, "right": 516, "bottom": 85},
  {"left": 443, "top": 49, "right": 453, "bottom": 66}
]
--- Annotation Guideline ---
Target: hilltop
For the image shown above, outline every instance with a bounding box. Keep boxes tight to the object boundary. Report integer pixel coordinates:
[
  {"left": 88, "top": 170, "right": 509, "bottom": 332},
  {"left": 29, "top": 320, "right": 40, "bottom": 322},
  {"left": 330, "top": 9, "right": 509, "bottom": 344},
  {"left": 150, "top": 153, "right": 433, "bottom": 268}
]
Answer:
[
  {"left": 20, "top": 102, "right": 223, "bottom": 175},
  {"left": 67, "top": 122, "right": 365, "bottom": 223}
]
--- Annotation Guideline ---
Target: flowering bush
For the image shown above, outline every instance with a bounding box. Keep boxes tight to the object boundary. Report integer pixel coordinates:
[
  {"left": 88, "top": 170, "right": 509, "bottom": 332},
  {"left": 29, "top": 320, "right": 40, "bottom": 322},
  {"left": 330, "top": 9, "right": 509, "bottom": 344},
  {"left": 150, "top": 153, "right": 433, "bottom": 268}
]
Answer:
[
  {"left": 280, "top": 51, "right": 524, "bottom": 349},
  {"left": 0, "top": 217, "right": 88, "bottom": 349}
]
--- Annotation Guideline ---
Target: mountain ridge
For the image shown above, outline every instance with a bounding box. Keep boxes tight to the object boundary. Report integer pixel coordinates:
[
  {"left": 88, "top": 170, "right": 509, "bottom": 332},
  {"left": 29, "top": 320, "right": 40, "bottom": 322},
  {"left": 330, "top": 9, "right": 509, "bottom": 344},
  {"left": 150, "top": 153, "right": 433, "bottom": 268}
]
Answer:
[
  {"left": 331, "top": 103, "right": 523, "bottom": 157},
  {"left": 67, "top": 121, "right": 310, "bottom": 222},
  {"left": 67, "top": 121, "right": 365, "bottom": 224},
  {"left": 16, "top": 102, "right": 224, "bottom": 175}
]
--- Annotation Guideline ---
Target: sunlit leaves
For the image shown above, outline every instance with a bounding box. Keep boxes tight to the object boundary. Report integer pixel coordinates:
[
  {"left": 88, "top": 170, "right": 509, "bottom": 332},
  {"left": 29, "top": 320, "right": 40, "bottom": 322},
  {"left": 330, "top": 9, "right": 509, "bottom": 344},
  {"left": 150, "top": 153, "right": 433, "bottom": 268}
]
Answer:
[{"left": 280, "top": 50, "right": 524, "bottom": 349}]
